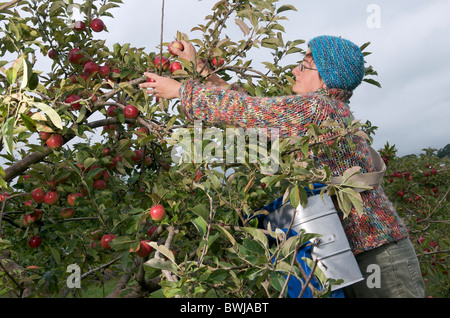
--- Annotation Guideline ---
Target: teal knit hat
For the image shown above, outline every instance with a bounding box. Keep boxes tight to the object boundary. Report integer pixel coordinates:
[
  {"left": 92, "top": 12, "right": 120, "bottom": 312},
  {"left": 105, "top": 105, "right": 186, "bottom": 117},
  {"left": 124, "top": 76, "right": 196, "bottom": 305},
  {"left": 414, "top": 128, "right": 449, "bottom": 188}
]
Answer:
[{"left": 308, "top": 35, "right": 365, "bottom": 91}]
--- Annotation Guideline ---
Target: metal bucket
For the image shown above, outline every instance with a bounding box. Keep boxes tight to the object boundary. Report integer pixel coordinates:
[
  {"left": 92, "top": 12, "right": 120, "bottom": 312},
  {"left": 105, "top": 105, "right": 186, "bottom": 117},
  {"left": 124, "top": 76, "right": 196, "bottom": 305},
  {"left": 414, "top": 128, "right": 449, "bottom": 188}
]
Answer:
[{"left": 263, "top": 194, "right": 364, "bottom": 290}]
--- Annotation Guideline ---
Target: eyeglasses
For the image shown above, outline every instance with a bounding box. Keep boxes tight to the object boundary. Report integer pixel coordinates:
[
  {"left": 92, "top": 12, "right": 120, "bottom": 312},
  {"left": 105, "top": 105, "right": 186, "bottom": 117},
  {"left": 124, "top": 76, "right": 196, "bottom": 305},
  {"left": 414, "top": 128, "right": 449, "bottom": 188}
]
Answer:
[{"left": 299, "top": 61, "right": 318, "bottom": 72}]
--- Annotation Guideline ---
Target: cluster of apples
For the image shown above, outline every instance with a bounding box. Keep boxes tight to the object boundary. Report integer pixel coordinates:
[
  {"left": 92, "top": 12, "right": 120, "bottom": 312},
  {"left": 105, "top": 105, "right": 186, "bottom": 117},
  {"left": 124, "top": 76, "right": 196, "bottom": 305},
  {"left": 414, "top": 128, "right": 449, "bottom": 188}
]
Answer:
[
  {"left": 149, "top": 40, "right": 224, "bottom": 81},
  {"left": 149, "top": 40, "right": 185, "bottom": 77},
  {"left": 98, "top": 204, "right": 166, "bottom": 259}
]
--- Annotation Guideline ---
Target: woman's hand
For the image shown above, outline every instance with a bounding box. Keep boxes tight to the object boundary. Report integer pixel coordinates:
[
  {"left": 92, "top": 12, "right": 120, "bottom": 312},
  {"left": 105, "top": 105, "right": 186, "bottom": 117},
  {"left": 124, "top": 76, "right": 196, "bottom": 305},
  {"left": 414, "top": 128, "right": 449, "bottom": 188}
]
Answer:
[
  {"left": 171, "top": 40, "right": 209, "bottom": 76},
  {"left": 139, "top": 72, "right": 182, "bottom": 100}
]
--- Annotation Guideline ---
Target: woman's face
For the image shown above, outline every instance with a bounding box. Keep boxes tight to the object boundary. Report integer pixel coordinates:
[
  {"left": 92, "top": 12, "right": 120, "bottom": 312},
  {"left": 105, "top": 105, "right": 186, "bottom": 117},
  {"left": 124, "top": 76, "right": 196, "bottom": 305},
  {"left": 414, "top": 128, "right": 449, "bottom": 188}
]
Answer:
[{"left": 292, "top": 49, "right": 326, "bottom": 95}]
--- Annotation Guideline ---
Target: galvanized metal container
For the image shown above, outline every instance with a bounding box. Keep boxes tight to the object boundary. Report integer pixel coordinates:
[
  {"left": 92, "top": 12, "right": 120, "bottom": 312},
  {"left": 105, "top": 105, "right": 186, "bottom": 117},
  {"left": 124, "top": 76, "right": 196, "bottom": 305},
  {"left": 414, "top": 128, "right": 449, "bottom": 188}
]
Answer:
[{"left": 263, "top": 194, "right": 364, "bottom": 291}]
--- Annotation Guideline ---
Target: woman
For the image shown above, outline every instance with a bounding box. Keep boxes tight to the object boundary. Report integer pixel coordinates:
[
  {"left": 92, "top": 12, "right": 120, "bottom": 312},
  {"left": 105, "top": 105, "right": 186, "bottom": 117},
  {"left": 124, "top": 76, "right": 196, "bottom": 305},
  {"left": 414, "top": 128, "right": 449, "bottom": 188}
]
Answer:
[{"left": 140, "top": 35, "right": 425, "bottom": 298}]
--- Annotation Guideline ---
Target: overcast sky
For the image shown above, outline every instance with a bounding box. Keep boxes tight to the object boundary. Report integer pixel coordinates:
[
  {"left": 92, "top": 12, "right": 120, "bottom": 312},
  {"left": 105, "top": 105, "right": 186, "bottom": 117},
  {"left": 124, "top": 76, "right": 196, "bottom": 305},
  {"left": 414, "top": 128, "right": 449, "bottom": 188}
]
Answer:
[{"left": 52, "top": 0, "right": 450, "bottom": 156}]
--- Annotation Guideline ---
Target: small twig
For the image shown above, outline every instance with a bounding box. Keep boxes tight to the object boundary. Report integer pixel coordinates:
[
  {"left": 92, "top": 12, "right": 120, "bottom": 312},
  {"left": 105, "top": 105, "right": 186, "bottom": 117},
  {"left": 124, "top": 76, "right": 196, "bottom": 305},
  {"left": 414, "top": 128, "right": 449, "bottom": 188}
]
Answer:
[
  {"left": 0, "top": 0, "right": 20, "bottom": 12},
  {"left": 80, "top": 256, "right": 121, "bottom": 280},
  {"left": 298, "top": 258, "right": 319, "bottom": 298}
]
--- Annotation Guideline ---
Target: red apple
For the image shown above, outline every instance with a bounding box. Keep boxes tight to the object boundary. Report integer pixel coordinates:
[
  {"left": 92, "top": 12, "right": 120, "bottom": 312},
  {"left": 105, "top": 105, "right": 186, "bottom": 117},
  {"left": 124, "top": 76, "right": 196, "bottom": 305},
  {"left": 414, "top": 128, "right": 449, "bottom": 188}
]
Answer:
[
  {"left": 107, "top": 157, "right": 118, "bottom": 169},
  {"left": 65, "top": 94, "right": 82, "bottom": 110},
  {"left": 169, "top": 61, "right": 183, "bottom": 74},
  {"left": 93, "top": 179, "right": 107, "bottom": 190},
  {"left": 107, "top": 105, "right": 117, "bottom": 117},
  {"left": 99, "top": 65, "right": 110, "bottom": 77},
  {"left": 102, "top": 170, "right": 110, "bottom": 181},
  {"left": 131, "top": 149, "right": 143, "bottom": 163},
  {"left": 100, "top": 234, "right": 116, "bottom": 249},
  {"left": 60, "top": 207, "right": 75, "bottom": 218},
  {"left": 397, "top": 190, "right": 405, "bottom": 198},
  {"left": 67, "top": 192, "right": 83, "bottom": 206},
  {"left": 44, "top": 191, "right": 59, "bottom": 205},
  {"left": 68, "top": 48, "right": 84, "bottom": 64},
  {"left": 143, "top": 156, "right": 152, "bottom": 166},
  {"left": 430, "top": 168, "right": 437, "bottom": 175},
  {"left": 0, "top": 193, "right": 10, "bottom": 202},
  {"left": 48, "top": 49, "right": 57, "bottom": 59},
  {"left": 90, "top": 18, "right": 104, "bottom": 32},
  {"left": 28, "top": 236, "right": 42, "bottom": 248},
  {"left": 23, "top": 210, "right": 42, "bottom": 226},
  {"left": 103, "top": 148, "right": 111, "bottom": 156},
  {"left": 168, "top": 41, "right": 184, "bottom": 56},
  {"left": 46, "top": 134, "right": 64, "bottom": 148},
  {"left": 84, "top": 61, "right": 100, "bottom": 75},
  {"left": 39, "top": 131, "right": 51, "bottom": 140},
  {"left": 135, "top": 240, "right": 153, "bottom": 258},
  {"left": 148, "top": 225, "right": 158, "bottom": 237},
  {"left": 153, "top": 56, "right": 170, "bottom": 72},
  {"left": 124, "top": 104, "right": 139, "bottom": 119},
  {"left": 31, "top": 188, "right": 45, "bottom": 204},
  {"left": 212, "top": 57, "right": 224, "bottom": 67},
  {"left": 136, "top": 127, "right": 148, "bottom": 135},
  {"left": 73, "top": 20, "right": 86, "bottom": 31},
  {"left": 150, "top": 204, "right": 165, "bottom": 221}
]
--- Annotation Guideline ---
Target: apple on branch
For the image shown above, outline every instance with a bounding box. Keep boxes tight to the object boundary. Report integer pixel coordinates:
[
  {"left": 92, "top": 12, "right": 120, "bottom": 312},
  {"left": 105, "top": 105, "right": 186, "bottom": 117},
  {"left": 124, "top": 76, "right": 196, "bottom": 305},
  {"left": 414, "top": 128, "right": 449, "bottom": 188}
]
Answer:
[
  {"left": 150, "top": 204, "right": 165, "bottom": 221},
  {"left": 46, "top": 134, "right": 64, "bottom": 148},
  {"left": 124, "top": 104, "right": 139, "bottom": 119},
  {"left": 100, "top": 234, "right": 116, "bottom": 250},
  {"left": 168, "top": 41, "right": 184, "bottom": 56},
  {"left": 154, "top": 56, "right": 170, "bottom": 72},
  {"left": 31, "top": 188, "right": 45, "bottom": 204},
  {"left": 44, "top": 191, "right": 59, "bottom": 205},
  {"left": 28, "top": 236, "right": 42, "bottom": 248},
  {"left": 73, "top": 21, "right": 86, "bottom": 31},
  {"left": 90, "top": 18, "right": 104, "bottom": 32}
]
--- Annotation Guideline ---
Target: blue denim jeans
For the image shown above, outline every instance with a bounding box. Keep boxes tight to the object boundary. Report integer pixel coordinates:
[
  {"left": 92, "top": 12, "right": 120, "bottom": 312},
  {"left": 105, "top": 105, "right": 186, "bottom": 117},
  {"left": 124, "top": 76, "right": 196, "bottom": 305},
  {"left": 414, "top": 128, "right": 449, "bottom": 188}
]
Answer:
[{"left": 343, "top": 238, "right": 425, "bottom": 298}]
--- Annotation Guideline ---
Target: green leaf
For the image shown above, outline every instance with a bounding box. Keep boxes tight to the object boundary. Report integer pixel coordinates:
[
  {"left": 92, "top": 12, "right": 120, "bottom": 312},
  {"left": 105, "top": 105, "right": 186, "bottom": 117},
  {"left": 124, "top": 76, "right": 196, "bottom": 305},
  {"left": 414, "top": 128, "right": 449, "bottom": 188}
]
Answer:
[
  {"left": 190, "top": 204, "right": 209, "bottom": 221},
  {"left": 34, "top": 102, "right": 63, "bottom": 130},
  {"left": 49, "top": 247, "right": 61, "bottom": 264},
  {"left": 20, "top": 113, "right": 37, "bottom": 132},
  {"left": 192, "top": 216, "right": 207, "bottom": 236},
  {"left": 20, "top": 57, "right": 29, "bottom": 89},
  {"left": 144, "top": 258, "right": 177, "bottom": 272},
  {"left": 208, "top": 269, "right": 229, "bottom": 283},
  {"left": 342, "top": 188, "right": 365, "bottom": 217},
  {"left": 1, "top": 117, "right": 15, "bottom": 156},
  {"left": 149, "top": 242, "right": 176, "bottom": 264},
  {"left": 5, "top": 67, "right": 18, "bottom": 85},
  {"left": 277, "top": 4, "right": 297, "bottom": 14},
  {"left": 289, "top": 185, "right": 300, "bottom": 209},
  {"left": 213, "top": 224, "right": 236, "bottom": 246},
  {"left": 242, "top": 227, "right": 268, "bottom": 249}
]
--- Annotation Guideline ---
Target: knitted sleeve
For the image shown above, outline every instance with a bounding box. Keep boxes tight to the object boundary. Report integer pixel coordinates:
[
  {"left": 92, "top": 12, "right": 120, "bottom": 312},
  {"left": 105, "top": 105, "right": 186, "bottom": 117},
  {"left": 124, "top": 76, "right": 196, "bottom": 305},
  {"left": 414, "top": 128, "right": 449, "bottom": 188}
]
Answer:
[{"left": 179, "top": 80, "right": 328, "bottom": 136}]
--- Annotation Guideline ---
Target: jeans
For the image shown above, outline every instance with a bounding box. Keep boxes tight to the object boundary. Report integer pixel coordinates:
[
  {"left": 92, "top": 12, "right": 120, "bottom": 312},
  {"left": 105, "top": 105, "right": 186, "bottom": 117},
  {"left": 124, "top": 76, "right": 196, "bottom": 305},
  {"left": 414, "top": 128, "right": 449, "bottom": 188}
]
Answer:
[{"left": 343, "top": 238, "right": 425, "bottom": 298}]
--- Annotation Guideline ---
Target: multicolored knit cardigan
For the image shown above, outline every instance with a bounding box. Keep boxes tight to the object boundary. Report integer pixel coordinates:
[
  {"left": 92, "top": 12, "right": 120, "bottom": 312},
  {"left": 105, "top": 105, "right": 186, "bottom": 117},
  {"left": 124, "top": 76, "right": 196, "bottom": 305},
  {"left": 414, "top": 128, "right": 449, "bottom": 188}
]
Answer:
[{"left": 179, "top": 79, "right": 408, "bottom": 255}]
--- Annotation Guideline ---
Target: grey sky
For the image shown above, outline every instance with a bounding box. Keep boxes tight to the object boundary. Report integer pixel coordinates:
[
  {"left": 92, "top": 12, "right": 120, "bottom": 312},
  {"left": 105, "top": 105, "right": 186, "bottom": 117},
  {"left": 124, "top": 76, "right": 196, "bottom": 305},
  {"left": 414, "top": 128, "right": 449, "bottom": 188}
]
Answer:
[{"left": 42, "top": 0, "right": 450, "bottom": 156}]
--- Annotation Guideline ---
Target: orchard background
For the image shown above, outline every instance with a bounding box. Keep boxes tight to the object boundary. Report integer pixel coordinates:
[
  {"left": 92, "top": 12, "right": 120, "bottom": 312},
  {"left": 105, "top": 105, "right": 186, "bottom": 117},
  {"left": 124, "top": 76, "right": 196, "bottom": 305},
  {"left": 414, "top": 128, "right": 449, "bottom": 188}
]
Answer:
[{"left": 0, "top": 0, "right": 448, "bottom": 298}]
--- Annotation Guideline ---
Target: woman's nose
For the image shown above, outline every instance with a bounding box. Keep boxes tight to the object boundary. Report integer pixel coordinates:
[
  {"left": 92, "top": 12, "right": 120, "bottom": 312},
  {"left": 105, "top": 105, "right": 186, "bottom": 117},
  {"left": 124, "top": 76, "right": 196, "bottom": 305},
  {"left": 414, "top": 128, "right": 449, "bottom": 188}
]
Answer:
[{"left": 292, "top": 65, "right": 300, "bottom": 76}]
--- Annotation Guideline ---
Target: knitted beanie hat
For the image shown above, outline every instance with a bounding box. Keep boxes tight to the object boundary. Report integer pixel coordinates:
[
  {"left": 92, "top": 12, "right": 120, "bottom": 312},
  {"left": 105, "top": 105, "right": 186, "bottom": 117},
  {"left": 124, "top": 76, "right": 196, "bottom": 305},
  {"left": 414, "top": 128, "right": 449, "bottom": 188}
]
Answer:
[{"left": 308, "top": 35, "right": 365, "bottom": 91}]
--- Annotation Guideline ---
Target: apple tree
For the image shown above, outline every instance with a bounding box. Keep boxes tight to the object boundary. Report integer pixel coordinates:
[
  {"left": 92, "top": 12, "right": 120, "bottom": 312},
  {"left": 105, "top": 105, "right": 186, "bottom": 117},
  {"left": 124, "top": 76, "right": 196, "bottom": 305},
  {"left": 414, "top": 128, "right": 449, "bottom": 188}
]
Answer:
[
  {"left": 1, "top": 0, "right": 380, "bottom": 298},
  {"left": 380, "top": 144, "right": 449, "bottom": 298}
]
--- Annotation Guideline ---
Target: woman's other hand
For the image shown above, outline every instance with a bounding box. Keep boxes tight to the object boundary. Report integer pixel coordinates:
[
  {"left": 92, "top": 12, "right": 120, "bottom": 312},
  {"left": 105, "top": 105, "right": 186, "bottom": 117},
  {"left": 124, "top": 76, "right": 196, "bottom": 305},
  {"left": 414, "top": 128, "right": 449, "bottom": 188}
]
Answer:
[{"left": 140, "top": 72, "right": 182, "bottom": 100}]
